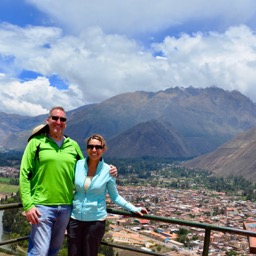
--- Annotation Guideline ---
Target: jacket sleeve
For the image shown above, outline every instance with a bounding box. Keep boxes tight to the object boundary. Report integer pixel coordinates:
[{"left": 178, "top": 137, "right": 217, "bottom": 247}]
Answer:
[
  {"left": 107, "top": 176, "right": 140, "bottom": 213},
  {"left": 72, "top": 140, "right": 84, "bottom": 160},
  {"left": 19, "top": 139, "right": 38, "bottom": 211}
]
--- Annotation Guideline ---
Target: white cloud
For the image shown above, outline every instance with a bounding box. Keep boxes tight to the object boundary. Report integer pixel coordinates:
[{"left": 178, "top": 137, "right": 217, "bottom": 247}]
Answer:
[
  {"left": 0, "top": 74, "right": 83, "bottom": 115},
  {"left": 27, "top": 0, "right": 256, "bottom": 36},
  {"left": 152, "top": 25, "right": 256, "bottom": 99},
  {"left": 0, "top": 24, "right": 170, "bottom": 114},
  {"left": 1, "top": 1, "right": 256, "bottom": 115}
]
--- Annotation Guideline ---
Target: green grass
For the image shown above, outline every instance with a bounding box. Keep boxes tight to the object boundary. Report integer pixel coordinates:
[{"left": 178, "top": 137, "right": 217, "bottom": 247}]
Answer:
[
  {"left": 0, "top": 183, "right": 19, "bottom": 193},
  {"left": 0, "top": 177, "right": 11, "bottom": 183}
]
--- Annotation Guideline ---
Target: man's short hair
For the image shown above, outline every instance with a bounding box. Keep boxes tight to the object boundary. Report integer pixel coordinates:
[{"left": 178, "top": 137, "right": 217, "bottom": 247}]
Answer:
[{"left": 49, "top": 106, "right": 65, "bottom": 116}]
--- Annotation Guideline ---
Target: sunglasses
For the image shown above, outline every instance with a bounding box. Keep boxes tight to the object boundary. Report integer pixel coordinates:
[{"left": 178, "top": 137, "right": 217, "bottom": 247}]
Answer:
[
  {"left": 51, "top": 116, "right": 67, "bottom": 122},
  {"left": 87, "top": 145, "right": 104, "bottom": 150}
]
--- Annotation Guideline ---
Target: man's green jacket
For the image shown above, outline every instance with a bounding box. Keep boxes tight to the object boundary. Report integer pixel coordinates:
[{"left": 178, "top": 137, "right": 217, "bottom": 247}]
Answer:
[{"left": 19, "top": 134, "right": 83, "bottom": 211}]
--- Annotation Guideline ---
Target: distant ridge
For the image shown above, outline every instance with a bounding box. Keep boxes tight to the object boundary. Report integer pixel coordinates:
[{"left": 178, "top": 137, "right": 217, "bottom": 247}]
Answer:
[
  {"left": 183, "top": 127, "right": 256, "bottom": 182},
  {"left": 1, "top": 86, "right": 256, "bottom": 162},
  {"left": 106, "top": 119, "right": 194, "bottom": 158}
]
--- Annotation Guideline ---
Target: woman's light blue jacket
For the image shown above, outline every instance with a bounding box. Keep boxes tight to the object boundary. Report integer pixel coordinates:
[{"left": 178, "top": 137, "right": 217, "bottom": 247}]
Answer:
[{"left": 71, "top": 158, "right": 141, "bottom": 221}]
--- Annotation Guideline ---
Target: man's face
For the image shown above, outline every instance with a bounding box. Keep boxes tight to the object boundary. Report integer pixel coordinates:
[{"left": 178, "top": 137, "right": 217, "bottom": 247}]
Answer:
[{"left": 47, "top": 109, "right": 67, "bottom": 135}]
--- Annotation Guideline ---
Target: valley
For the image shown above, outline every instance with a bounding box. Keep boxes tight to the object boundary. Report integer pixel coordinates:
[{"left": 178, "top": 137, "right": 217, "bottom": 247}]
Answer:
[{"left": 0, "top": 160, "right": 255, "bottom": 255}]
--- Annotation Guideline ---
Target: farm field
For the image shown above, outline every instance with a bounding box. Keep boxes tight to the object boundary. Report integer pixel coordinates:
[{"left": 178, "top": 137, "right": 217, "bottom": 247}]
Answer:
[{"left": 0, "top": 179, "right": 18, "bottom": 195}]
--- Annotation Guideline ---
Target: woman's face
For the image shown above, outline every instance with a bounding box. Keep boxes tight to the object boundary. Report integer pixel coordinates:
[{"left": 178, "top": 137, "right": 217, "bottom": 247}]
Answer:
[{"left": 86, "top": 138, "right": 105, "bottom": 160}]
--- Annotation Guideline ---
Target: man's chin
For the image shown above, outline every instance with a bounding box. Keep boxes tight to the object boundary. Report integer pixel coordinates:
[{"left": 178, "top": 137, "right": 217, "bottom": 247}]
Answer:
[{"left": 53, "top": 129, "right": 63, "bottom": 134}]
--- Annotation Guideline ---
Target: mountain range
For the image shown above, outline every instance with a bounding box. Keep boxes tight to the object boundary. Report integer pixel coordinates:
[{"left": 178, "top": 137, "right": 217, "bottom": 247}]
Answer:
[
  {"left": 1, "top": 86, "right": 256, "bottom": 164},
  {"left": 183, "top": 126, "right": 256, "bottom": 182}
]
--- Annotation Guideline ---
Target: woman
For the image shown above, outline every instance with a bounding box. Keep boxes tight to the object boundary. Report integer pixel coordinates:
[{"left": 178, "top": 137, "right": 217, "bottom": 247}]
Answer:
[{"left": 67, "top": 134, "right": 148, "bottom": 256}]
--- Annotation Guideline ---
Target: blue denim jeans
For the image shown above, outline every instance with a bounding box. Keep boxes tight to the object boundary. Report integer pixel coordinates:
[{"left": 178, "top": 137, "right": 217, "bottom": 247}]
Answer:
[{"left": 28, "top": 205, "right": 72, "bottom": 256}]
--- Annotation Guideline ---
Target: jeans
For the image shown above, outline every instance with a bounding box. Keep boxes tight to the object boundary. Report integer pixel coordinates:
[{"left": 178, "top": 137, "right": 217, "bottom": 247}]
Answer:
[
  {"left": 28, "top": 205, "right": 72, "bottom": 256},
  {"left": 67, "top": 218, "right": 106, "bottom": 256}
]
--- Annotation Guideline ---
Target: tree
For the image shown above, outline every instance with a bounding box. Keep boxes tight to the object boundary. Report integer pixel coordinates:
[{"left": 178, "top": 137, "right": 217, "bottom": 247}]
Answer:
[
  {"left": 99, "top": 244, "right": 114, "bottom": 256},
  {"left": 225, "top": 249, "right": 238, "bottom": 256}
]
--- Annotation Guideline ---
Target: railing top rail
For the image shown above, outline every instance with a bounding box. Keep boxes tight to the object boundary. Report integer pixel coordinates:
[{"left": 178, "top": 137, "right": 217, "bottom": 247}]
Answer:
[
  {"left": 1, "top": 203, "right": 256, "bottom": 237},
  {"left": 106, "top": 208, "right": 256, "bottom": 238},
  {"left": 1, "top": 203, "right": 255, "bottom": 238},
  {"left": 0, "top": 203, "right": 22, "bottom": 210}
]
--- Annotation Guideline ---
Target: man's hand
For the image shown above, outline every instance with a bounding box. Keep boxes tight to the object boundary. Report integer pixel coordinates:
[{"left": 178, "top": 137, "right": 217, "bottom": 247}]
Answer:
[
  {"left": 109, "top": 164, "right": 118, "bottom": 178},
  {"left": 25, "top": 207, "right": 41, "bottom": 224}
]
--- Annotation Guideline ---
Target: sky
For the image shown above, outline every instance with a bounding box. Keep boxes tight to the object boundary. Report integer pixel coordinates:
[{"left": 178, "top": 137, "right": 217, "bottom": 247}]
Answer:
[{"left": 1, "top": 0, "right": 256, "bottom": 116}]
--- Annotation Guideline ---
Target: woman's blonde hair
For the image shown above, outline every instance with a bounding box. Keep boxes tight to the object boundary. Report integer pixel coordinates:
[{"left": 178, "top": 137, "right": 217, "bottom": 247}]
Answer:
[{"left": 86, "top": 134, "right": 107, "bottom": 150}]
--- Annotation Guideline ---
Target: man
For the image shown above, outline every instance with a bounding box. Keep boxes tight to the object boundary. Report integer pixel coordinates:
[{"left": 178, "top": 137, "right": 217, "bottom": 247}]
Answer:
[{"left": 19, "top": 106, "right": 117, "bottom": 256}]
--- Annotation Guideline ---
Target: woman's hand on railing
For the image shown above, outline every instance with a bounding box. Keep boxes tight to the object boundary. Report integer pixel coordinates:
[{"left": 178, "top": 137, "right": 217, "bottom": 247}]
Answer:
[{"left": 135, "top": 207, "right": 148, "bottom": 216}]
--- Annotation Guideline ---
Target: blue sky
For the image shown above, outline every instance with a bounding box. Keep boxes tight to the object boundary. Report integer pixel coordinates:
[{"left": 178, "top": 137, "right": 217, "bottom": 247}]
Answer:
[{"left": 1, "top": 0, "right": 256, "bottom": 115}]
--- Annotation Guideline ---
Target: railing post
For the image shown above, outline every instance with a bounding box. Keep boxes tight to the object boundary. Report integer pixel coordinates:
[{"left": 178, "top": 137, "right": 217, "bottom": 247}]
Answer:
[{"left": 202, "top": 228, "right": 211, "bottom": 256}]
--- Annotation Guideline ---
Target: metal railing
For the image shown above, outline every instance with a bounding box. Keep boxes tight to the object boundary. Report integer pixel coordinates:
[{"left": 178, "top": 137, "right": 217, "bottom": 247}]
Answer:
[{"left": 1, "top": 203, "right": 256, "bottom": 255}]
